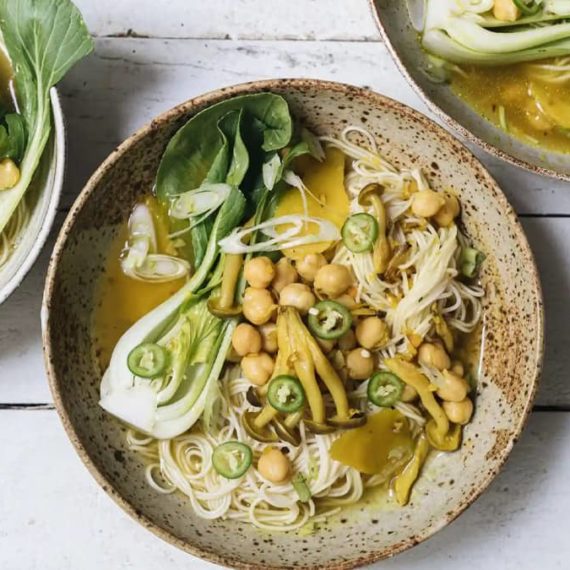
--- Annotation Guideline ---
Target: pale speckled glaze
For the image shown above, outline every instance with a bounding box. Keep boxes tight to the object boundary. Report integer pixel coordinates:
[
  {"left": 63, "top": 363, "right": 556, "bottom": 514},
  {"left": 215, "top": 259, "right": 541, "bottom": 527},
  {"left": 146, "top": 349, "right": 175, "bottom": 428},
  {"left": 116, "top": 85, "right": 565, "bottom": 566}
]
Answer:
[
  {"left": 369, "top": 0, "right": 570, "bottom": 182},
  {"left": 42, "top": 79, "right": 543, "bottom": 569}
]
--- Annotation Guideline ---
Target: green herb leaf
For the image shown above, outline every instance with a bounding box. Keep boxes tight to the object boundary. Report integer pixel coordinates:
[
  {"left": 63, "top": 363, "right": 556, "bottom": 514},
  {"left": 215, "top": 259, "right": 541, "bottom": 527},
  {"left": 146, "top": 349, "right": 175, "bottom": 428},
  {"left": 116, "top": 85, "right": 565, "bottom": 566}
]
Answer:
[
  {"left": 0, "top": 113, "right": 26, "bottom": 162},
  {"left": 292, "top": 473, "right": 312, "bottom": 503},
  {"left": 0, "top": 0, "right": 93, "bottom": 231}
]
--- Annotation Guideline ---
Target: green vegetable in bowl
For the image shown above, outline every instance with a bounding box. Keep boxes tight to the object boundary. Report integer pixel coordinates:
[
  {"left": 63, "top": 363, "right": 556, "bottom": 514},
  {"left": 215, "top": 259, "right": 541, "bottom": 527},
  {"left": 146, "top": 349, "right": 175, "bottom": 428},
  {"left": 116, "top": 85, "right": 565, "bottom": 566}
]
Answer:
[
  {"left": 307, "top": 300, "right": 353, "bottom": 340},
  {"left": 421, "top": 0, "right": 570, "bottom": 65},
  {"left": 0, "top": 0, "right": 93, "bottom": 234},
  {"left": 212, "top": 441, "right": 253, "bottom": 479},
  {"left": 267, "top": 375, "right": 306, "bottom": 413},
  {"left": 367, "top": 371, "right": 404, "bottom": 407},
  {"left": 100, "top": 94, "right": 298, "bottom": 439},
  {"left": 127, "top": 343, "right": 168, "bottom": 379},
  {"left": 341, "top": 212, "right": 378, "bottom": 253}
]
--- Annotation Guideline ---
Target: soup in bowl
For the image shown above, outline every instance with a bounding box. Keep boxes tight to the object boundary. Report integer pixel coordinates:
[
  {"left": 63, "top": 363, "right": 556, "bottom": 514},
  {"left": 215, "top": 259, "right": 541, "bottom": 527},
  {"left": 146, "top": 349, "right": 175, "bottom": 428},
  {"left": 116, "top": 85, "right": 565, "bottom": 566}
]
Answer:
[{"left": 42, "top": 79, "right": 543, "bottom": 569}]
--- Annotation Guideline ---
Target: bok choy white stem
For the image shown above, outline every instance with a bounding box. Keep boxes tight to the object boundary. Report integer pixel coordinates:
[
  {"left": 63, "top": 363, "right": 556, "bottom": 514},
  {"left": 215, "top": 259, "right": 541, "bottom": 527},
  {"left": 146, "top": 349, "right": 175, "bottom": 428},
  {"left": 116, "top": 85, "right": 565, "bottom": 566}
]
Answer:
[{"left": 422, "top": 0, "right": 570, "bottom": 64}]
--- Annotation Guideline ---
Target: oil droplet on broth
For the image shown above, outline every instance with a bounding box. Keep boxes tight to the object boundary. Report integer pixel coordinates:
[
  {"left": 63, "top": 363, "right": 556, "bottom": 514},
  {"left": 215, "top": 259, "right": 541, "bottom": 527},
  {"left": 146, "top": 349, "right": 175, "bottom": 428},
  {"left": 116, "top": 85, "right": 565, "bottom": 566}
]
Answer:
[{"left": 93, "top": 220, "right": 185, "bottom": 368}]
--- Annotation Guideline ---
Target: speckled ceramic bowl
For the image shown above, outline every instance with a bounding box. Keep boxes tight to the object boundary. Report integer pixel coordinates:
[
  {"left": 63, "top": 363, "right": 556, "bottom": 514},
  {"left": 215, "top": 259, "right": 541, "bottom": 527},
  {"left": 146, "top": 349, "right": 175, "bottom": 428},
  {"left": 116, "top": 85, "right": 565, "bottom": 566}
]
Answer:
[
  {"left": 42, "top": 79, "right": 543, "bottom": 569},
  {"left": 369, "top": 0, "right": 570, "bottom": 182}
]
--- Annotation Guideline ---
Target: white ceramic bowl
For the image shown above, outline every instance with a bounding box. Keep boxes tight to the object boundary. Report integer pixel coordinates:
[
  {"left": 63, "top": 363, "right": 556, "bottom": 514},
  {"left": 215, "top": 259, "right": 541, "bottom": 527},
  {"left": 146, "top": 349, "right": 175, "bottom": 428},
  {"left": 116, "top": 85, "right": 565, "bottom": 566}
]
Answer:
[{"left": 0, "top": 88, "right": 65, "bottom": 305}]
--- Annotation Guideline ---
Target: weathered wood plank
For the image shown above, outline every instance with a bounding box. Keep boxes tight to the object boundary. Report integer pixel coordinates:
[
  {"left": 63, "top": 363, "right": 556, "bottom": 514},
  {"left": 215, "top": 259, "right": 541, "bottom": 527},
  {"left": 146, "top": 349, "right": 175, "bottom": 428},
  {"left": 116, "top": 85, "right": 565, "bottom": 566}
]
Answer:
[
  {"left": 59, "top": 38, "right": 570, "bottom": 217},
  {"left": 73, "top": 0, "right": 379, "bottom": 41},
  {"left": 0, "top": 215, "right": 565, "bottom": 406},
  {"left": 0, "top": 410, "right": 567, "bottom": 569}
]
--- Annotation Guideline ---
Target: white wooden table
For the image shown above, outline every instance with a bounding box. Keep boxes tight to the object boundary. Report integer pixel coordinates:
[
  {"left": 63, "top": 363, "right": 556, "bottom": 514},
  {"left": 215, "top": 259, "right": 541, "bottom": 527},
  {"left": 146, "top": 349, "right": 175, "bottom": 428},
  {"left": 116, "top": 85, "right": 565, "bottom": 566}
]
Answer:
[{"left": 1, "top": 2, "right": 569, "bottom": 568}]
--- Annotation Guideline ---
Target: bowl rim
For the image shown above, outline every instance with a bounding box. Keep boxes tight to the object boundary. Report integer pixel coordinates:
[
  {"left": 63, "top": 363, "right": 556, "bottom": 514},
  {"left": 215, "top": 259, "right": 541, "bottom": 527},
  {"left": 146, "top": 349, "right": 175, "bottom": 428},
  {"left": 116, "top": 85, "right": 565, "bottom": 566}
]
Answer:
[
  {"left": 41, "top": 78, "right": 544, "bottom": 570},
  {"left": 367, "top": 0, "right": 570, "bottom": 183},
  {"left": 0, "top": 88, "right": 66, "bottom": 305}
]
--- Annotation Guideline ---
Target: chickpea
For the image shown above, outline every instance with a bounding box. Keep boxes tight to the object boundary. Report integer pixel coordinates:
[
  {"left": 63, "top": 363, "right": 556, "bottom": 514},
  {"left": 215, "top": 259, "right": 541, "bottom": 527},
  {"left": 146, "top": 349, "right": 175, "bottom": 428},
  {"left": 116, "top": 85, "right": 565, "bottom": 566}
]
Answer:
[
  {"left": 436, "top": 370, "right": 469, "bottom": 402},
  {"left": 296, "top": 253, "right": 327, "bottom": 282},
  {"left": 258, "top": 323, "right": 278, "bottom": 354},
  {"left": 316, "top": 337, "right": 336, "bottom": 353},
  {"left": 278, "top": 283, "right": 316, "bottom": 315},
  {"left": 493, "top": 0, "right": 520, "bottom": 22},
  {"left": 271, "top": 258, "right": 298, "bottom": 293},
  {"left": 241, "top": 352, "right": 275, "bottom": 386},
  {"left": 451, "top": 360, "right": 464, "bottom": 377},
  {"left": 244, "top": 256, "right": 275, "bottom": 289},
  {"left": 346, "top": 348, "right": 374, "bottom": 380},
  {"left": 433, "top": 194, "right": 460, "bottom": 227},
  {"left": 418, "top": 342, "right": 451, "bottom": 371},
  {"left": 232, "top": 323, "right": 262, "bottom": 356},
  {"left": 243, "top": 287, "right": 275, "bottom": 326},
  {"left": 338, "top": 329, "right": 357, "bottom": 351},
  {"left": 0, "top": 158, "right": 20, "bottom": 190},
  {"left": 333, "top": 294, "right": 357, "bottom": 309},
  {"left": 257, "top": 447, "right": 290, "bottom": 483},
  {"left": 314, "top": 264, "right": 353, "bottom": 298},
  {"left": 443, "top": 398, "right": 473, "bottom": 425},
  {"left": 411, "top": 190, "right": 445, "bottom": 218},
  {"left": 355, "top": 317, "right": 389, "bottom": 350},
  {"left": 401, "top": 384, "right": 418, "bottom": 403}
]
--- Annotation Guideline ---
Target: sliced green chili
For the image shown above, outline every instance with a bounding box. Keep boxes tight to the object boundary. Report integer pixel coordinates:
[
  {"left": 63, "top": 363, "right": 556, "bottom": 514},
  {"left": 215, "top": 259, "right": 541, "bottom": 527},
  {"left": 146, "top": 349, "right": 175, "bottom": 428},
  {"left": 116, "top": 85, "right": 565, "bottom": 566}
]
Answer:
[
  {"left": 127, "top": 343, "right": 168, "bottom": 378},
  {"left": 512, "top": 0, "right": 542, "bottom": 16},
  {"left": 341, "top": 213, "right": 378, "bottom": 253},
  {"left": 459, "top": 247, "right": 485, "bottom": 278},
  {"left": 212, "top": 441, "right": 253, "bottom": 479},
  {"left": 267, "top": 375, "right": 306, "bottom": 413},
  {"left": 367, "top": 371, "right": 404, "bottom": 407},
  {"left": 307, "top": 300, "right": 352, "bottom": 340}
]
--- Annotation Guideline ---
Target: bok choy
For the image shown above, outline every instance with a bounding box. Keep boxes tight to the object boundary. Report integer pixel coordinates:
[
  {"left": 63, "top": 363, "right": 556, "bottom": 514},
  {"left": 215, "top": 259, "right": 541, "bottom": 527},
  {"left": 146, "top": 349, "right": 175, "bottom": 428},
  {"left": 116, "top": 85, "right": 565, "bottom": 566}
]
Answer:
[
  {"left": 422, "top": 0, "right": 570, "bottom": 65},
  {"left": 100, "top": 94, "right": 299, "bottom": 439},
  {"left": 0, "top": 0, "right": 93, "bottom": 234}
]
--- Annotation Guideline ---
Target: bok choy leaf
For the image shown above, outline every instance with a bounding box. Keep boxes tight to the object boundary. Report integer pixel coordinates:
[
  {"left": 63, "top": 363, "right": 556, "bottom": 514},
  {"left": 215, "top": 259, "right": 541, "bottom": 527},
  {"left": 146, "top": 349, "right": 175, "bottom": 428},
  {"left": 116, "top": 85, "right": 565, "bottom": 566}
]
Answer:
[
  {"left": 100, "top": 93, "right": 295, "bottom": 439},
  {"left": 156, "top": 93, "right": 292, "bottom": 265},
  {"left": 0, "top": 0, "right": 93, "bottom": 233}
]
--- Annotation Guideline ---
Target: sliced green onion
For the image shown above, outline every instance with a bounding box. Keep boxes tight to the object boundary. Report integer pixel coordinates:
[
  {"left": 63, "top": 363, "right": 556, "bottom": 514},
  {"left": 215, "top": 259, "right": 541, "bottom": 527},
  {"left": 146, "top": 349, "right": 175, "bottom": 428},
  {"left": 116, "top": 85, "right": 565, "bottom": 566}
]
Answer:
[
  {"left": 341, "top": 213, "right": 379, "bottom": 253},
  {"left": 127, "top": 343, "right": 168, "bottom": 378},
  {"left": 218, "top": 214, "right": 339, "bottom": 254},
  {"left": 292, "top": 472, "right": 312, "bottom": 502},
  {"left": 459, "top": 247, "right": 486, "bottom": 278},
  {"left": 267, "top": 375, "right": 306, "bottom": 413},
  {"left": 212, "top": 441, "right": 253, "bottom": 479},
  {"left": 367, "top": 371, "right": 404, "bottom": 407},
  {"left": 122, "top": 253, "right": 190, "bottom": 283},
  {"left": 307, "top": 300, "right": 353, "bottom": 340}
]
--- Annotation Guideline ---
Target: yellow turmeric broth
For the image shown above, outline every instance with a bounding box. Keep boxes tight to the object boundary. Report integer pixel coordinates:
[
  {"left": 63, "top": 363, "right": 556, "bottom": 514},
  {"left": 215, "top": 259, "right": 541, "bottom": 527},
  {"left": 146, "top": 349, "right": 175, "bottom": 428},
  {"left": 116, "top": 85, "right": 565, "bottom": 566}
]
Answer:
[
  {"left": 451, "top": 60, "right": 570, "bottom": 153},
  {"left": 330, "top": 409, "right": 414, "bottom": 477},
  {"left": 93, "top": 198, "right": 185, "bottom": 367}
]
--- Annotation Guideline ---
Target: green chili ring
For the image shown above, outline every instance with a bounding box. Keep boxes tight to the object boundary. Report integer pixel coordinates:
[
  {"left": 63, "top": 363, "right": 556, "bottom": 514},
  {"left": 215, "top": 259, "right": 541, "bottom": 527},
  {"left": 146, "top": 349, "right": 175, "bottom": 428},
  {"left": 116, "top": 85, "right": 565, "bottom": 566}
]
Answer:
[
  {"left": 513, "top": 0, "right": 542, "bottom": 16},
  {"left": 367, "top": 371, "right": 404, "bottom": 407},
  {"left": 307, "top": 300, "right": 353, "bottom": 340},
  {"left": 212, "top": 441, "right": 253, "bottom": 479},
  {"left": 127, "top": 343, "right": 168, "bottom": 378},
  {"left": 267, "top": 375, "right": 306, "bottom": 413},
  {"left": 341, "top": 212, "right": 379, "bottom": 253}
]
